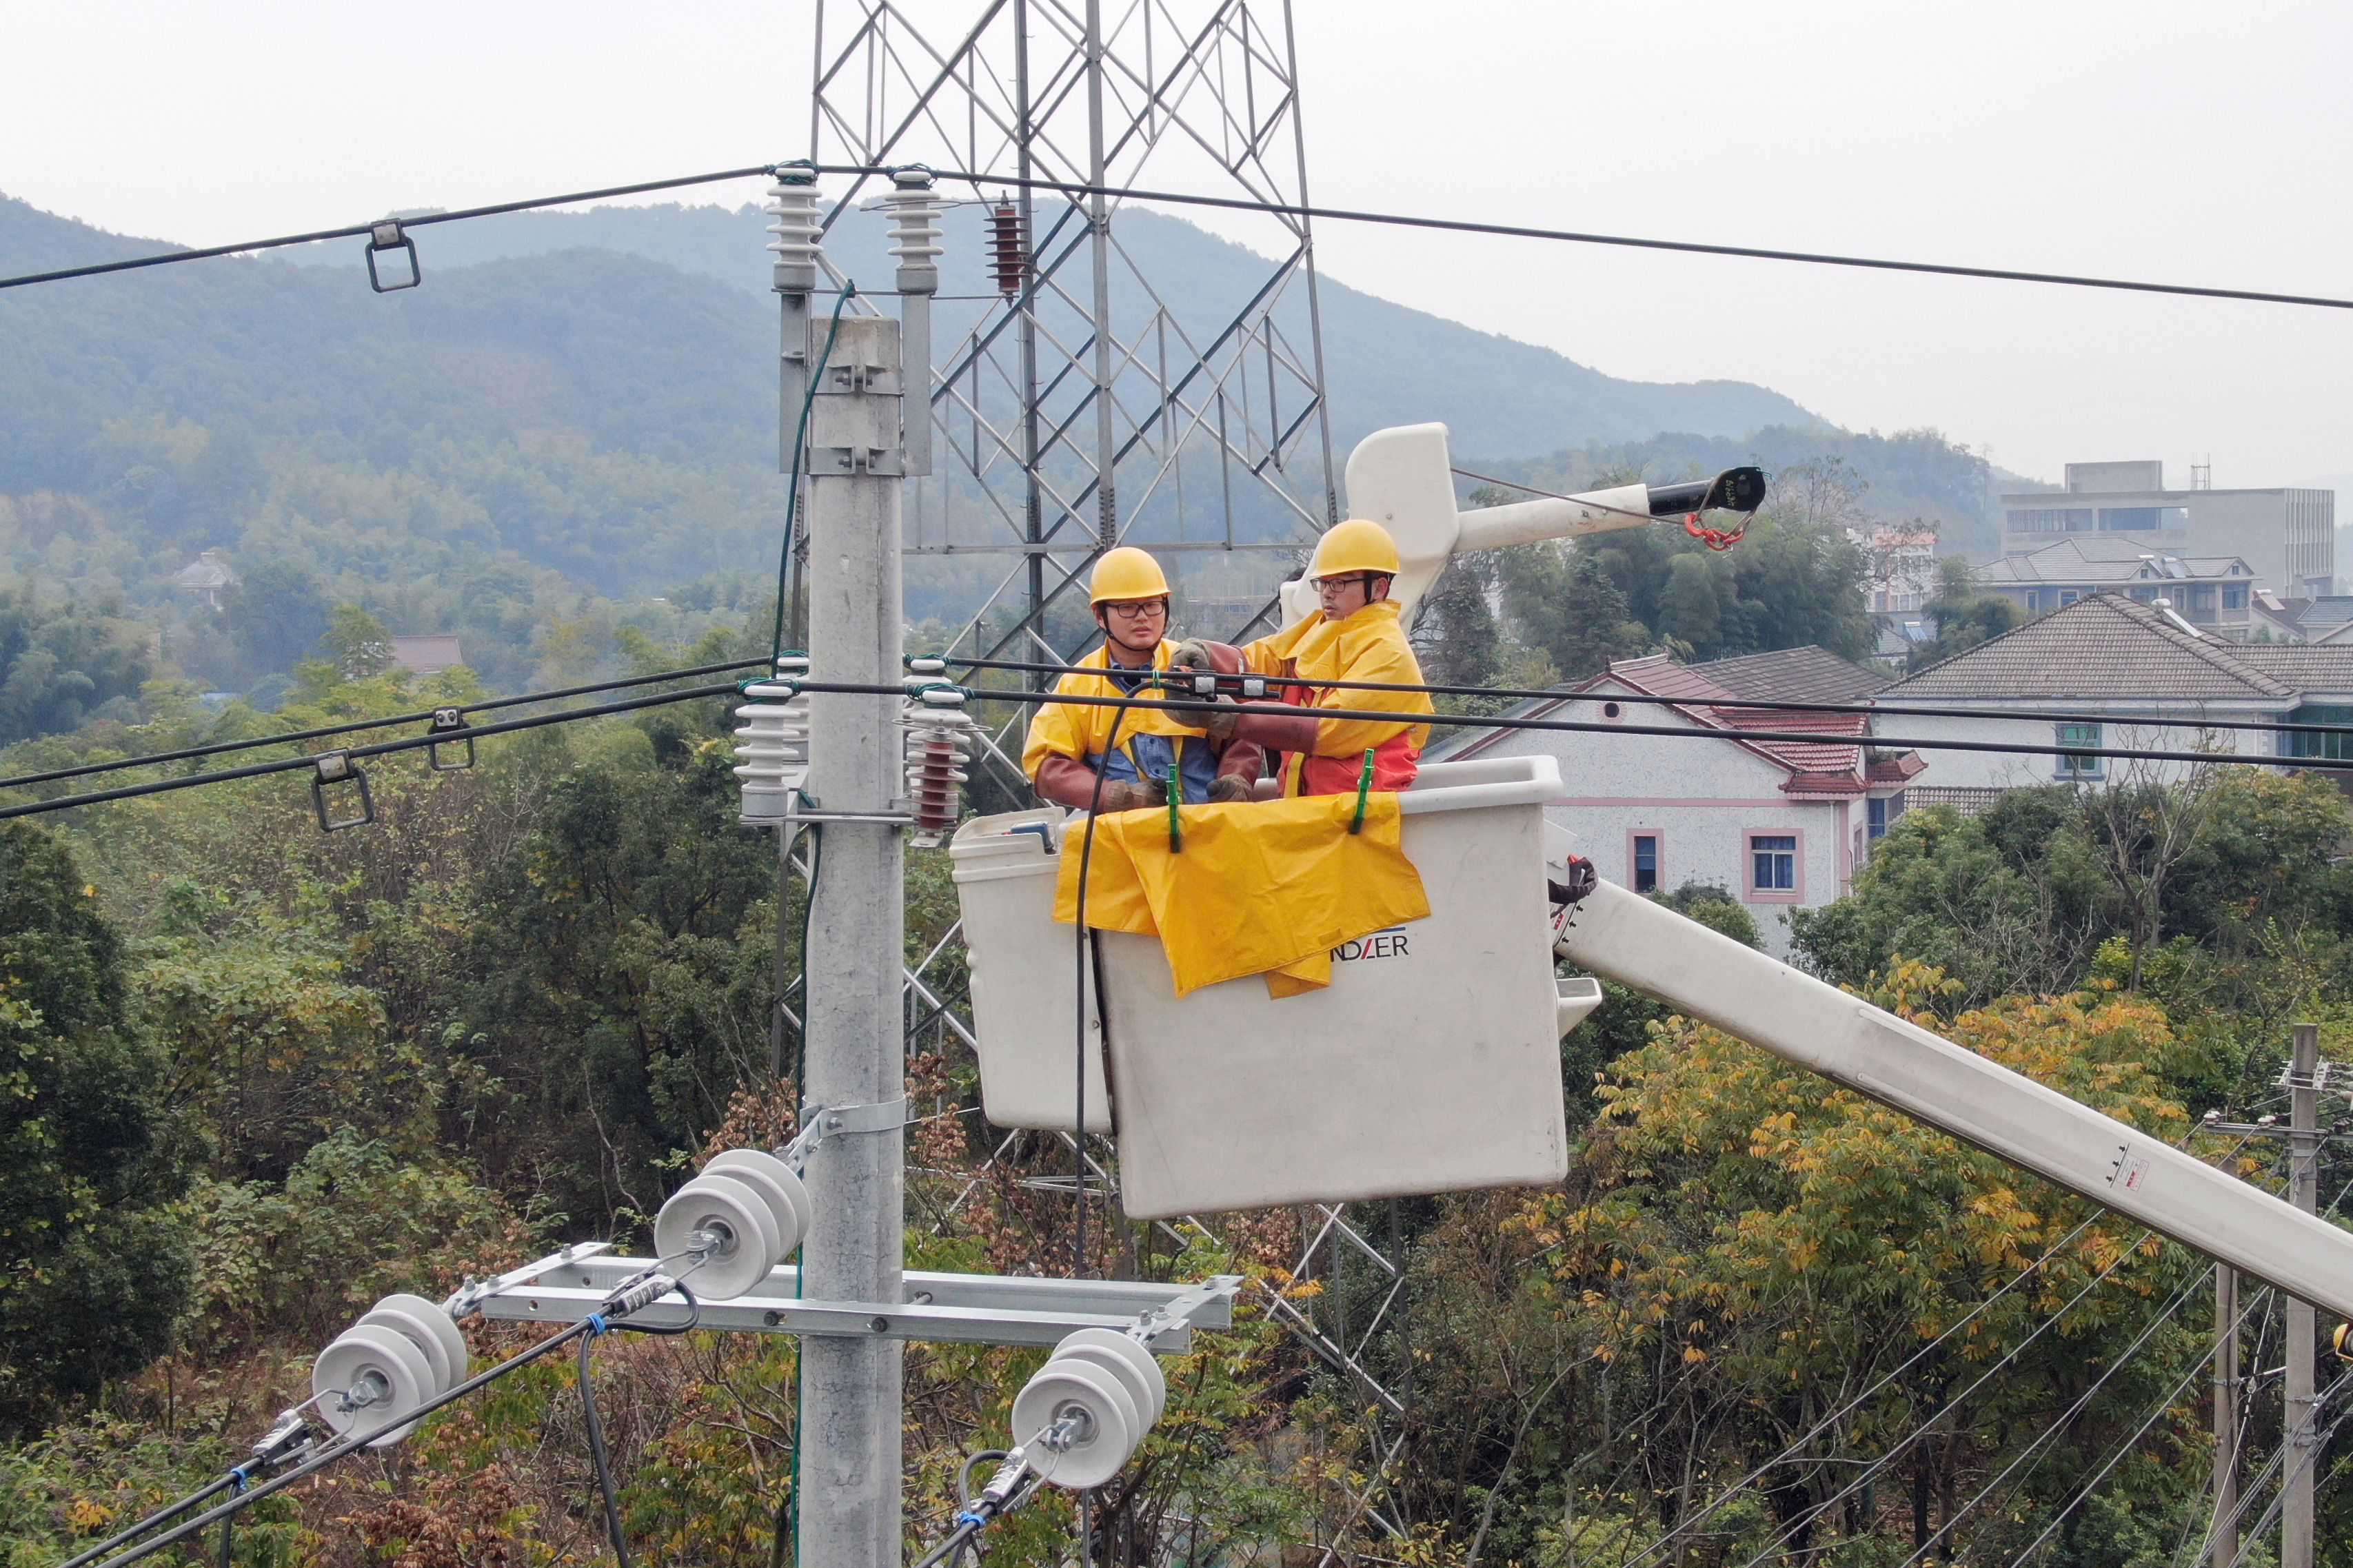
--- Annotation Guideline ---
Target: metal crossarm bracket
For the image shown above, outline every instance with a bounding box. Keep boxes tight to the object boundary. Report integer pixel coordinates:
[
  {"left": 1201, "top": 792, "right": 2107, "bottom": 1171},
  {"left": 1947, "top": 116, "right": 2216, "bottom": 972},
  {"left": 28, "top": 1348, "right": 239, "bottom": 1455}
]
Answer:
[
  {"left": 467, "top": 1254, "right": 1231, "bottom": 1350},
  {"left": 443, "top": 1240, "right": 615, "bottom": 1320},
  {"left": 780, "top": 1096, "right": 910, "bottom": 1172}
]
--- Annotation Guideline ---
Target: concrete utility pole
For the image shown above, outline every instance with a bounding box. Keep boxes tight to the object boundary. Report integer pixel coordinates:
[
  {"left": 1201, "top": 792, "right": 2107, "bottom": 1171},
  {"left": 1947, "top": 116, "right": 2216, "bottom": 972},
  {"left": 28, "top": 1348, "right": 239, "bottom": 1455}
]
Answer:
[
  {"left": 2283, "top": 1021, "right": 2319, "bottom": 1568},
  {"left": 2212, "top": 1262, "right": 2239, "bottom": 1568},
  {"left": 796, "top": 309, "right": 909, "bottom": 1568}
]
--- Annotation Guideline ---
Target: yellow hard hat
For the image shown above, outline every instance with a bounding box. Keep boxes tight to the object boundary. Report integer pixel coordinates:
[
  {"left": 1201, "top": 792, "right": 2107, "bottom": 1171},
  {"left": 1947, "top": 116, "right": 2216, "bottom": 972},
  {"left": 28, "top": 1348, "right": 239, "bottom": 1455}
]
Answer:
[
  {"left": 1089, "top": 547, "right": 1171, "bottom": 604},
  {"left": 1311, "top": 519, "right": 1400, "bottom": 579}
]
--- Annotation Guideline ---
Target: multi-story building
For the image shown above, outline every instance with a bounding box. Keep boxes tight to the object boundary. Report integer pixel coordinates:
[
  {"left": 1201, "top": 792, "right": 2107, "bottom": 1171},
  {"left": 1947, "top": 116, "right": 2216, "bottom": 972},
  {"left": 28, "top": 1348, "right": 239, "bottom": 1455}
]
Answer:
[
  {"left": 1976, "top": 537, "right": 2259, "bottom": 637},
  {"left": 1999, "top": 460, "right": 2334, "bottom": 599}
]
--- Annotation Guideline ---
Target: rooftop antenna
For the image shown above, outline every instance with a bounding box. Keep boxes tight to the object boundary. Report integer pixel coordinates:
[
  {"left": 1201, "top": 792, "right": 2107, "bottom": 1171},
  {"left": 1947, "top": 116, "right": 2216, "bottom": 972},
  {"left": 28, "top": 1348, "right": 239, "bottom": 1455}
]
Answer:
[{"left": 2191, "top": 456, "right": 2213, "bottom": 491}]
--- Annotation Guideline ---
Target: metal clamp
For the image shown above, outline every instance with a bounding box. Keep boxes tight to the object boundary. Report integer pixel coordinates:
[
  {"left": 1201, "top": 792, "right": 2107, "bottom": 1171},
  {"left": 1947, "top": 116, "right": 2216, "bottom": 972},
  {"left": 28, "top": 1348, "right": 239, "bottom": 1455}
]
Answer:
[
  {"left": 312, "top": 751, "right": 374, "bottom": 831},
  {"left": 809, "top": 445, "right": 905, "bottom": 476},
  {"left": 365, "top": 220, "right": 421, "bottom": 293},
  {"left": 780, "top": 1096, "right": 910, "bottom": 1171},
  {"left": 426, "top": 706, "right": 474, "bottom": 771},
  {"left": 1131, "top": 1275, "right": 1244, "bottom": 1346},
  {"left": 443, "top": 1240, "right": 616, "bottom": 1319}
]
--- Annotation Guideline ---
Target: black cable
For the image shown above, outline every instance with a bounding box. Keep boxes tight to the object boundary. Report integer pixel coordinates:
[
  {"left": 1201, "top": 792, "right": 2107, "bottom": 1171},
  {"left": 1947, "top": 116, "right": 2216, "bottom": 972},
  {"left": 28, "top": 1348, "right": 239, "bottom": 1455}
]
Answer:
[
  {"left": 0, "top": 658, "right": 771, "bottom": 794},
  {"left": 90, "top": 1320, "right": 600, "bottom": 1568},
  {"left": 1070, "top": 700, "right": 1129, "bottom": 1280},
  {"left": 216, "top": 1487, "right": 236, "bottom": 1568},
  {"left": 956, "top": 1450, "right": 1009, "bottom": 1510},
  {"left": 580, "top": 1332, "right": 637, "bottom": 1568},
  {"left": 815, "top": 163, "right": 2353, "bottom": 314},
  {"left": 56, "top": 1474, "right": 241, "bottom": 1568},
  {"left": 10, "top": 157, "right": 2347, "bottom": 314},
  {"left": 948, "top": 655, "right": 2353, "bottom": 746},
  {"left": 773, "top": 292, "right": 854, "bottom": 663},
  {"left": 0, "top": 679, "right": 742, "bottom": 822},
  {"left": 0, "top": 165, "right": 782, "bottom": 292}
]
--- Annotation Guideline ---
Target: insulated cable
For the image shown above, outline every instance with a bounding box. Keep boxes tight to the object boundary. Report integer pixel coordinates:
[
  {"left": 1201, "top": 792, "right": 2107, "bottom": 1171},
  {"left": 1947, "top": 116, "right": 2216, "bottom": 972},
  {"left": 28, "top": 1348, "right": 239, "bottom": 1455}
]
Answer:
[
  {"left": 0, "top": 658, "right": 771, "bottom": 795},
  {"left": 771, "top": 287, "right": 854, "bottom": 663},
  {"left": 0, "top": 680, "right": 742, "bottom": 822},
  {"left": 947, "top": 655, "right": 2353, "bottom": 748}
]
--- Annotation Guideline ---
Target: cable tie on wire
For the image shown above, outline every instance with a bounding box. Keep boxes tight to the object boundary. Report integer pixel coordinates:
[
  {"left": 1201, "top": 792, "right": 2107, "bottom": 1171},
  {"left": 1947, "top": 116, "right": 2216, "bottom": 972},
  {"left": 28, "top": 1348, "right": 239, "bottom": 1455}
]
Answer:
[
  {"left": 585, "top": 1312, "right": 609, "bottom": 1337},
  {"left": 953, "top": 1510, "right": 987, "bottom": 1529}
]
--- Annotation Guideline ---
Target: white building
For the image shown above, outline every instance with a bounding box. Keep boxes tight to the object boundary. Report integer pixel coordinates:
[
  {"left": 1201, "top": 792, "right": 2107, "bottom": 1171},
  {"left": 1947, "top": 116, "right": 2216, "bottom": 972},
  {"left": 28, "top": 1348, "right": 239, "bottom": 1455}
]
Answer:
[
  {"left": 1975, "top": 537, "right": 2258, "bottom": 638},
  {"left": 1881, "top": 591, "right": 2353, "bottom": 793},
  {"left": 1999, "top": 460, "right": 2333, "bottom": 599},
  {"left": 1428, "top": 649, "right": 1919, "bottom": 956}
]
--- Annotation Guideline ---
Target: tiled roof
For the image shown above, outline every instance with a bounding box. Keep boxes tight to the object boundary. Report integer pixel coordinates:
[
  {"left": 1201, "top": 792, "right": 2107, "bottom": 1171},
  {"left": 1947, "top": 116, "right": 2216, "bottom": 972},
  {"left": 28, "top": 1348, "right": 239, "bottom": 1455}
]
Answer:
[
  {"left": 1977, "top": 536, "right": 2250, "bottom": 586},
  {"left": 1688, "top": 644, "right": 1891, "bottom": 704},
  {"left": 1596, "top": 656, "right": 1870, "bottom": 786},
  {"left": 2227, "top": 644, "right": 2353, "bottom": 691},
  {"left": 1890, "top": 593, "right": 2294, "bottom": 701},
  {"left": 2301, "top": 598, "right": 2353, "bottom": 628}
]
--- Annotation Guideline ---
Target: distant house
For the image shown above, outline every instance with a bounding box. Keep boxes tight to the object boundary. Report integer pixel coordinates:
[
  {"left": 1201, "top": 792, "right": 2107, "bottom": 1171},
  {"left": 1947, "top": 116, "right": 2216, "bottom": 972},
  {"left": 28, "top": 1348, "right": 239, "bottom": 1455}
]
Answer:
[
  {"left": 390, "top": 635, "right": 464, "bottom": 675},
  {"left": 1999, "top": 459, "right": 2333, "bottom": 599},
  {"left": 1879, "top": 591, "right": 2353, "bottom": 792},
  {"left": 172, "top": 550, "right": 236, "bottom": 609},
  {"left": 1429, "top": 648, "right": 1920, "bottom": 956},
  {"left": 1975, "top": 537, "right": 2258, "bottom": 637}
]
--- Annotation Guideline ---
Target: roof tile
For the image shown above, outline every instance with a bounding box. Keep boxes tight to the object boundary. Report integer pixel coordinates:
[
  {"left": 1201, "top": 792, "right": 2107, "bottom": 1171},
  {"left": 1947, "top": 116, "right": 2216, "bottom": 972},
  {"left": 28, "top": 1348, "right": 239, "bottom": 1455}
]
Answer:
[{"left": 1889, "top": 593, "right": 2294, "bottom": 701}]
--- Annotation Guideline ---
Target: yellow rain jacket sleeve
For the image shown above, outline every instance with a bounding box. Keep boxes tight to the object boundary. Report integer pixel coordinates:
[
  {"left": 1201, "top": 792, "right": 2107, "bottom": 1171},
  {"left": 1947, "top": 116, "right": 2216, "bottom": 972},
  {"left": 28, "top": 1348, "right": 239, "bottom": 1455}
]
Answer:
[
  {"left": 1242, "top": 599, "right": 1435, "bottom": 759},
  {"left": 1052, "top": 793, "right": 1429, "bottom": 997},
  {"left": 1021, "top": 642, "right": 1209, "bottom": 780}
]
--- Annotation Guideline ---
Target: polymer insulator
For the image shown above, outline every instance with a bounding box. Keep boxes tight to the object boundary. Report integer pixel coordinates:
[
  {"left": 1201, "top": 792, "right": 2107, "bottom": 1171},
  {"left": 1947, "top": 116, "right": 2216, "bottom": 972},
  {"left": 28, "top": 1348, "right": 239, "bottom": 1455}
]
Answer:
[
  {"left": 904, "top": 690, "right": 978, "bottom": 848},
  {"left": 734, "top": 656, "right": 811, "bottom": 825},
  {"left": 988, "top": 203, "right": 1028, "bottom": 298},
  {"left": 765, "top": 170, "right": 824, "bottom": 295}
]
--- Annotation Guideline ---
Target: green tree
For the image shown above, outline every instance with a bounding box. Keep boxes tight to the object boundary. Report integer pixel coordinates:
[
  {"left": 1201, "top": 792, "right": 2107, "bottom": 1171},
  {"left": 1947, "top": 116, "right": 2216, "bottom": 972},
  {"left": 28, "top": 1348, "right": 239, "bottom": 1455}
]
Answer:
[
  {"left": 218, "top": 561, "right": 331, "bottom": 680},
  {"left": 0, "top": 587, "right": 149, "bottom": 746},
  {"left": 1906, "top": 555, "right": 2019, "bottom": 672},
  {"left": 0, "top": 824, "right": 192, "bottom": 1434},
  {"left": 1416, "top": 553, "right": 1502, "bottom": 689},
  {"left": 1496, "top": 544, "right": 1651, "bottom": 682},
  {"left": 319, "top": 602, "right": 394, "bottom": 679}
]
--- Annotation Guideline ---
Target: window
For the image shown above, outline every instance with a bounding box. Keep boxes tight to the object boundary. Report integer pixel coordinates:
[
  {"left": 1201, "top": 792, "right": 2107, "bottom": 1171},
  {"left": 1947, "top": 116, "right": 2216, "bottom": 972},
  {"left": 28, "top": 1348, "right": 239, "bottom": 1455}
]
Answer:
[
  {"left": 2222, "top": 584, "right": 2248, "bottom": 611},
  {"left": 2098, "top": 506, "right": 2188, "bottom": 531},
  {"left": 2057, "top": 722, "right": 2103, "bottom": 780},
  {"left": 1631, "top": 834, "right": 1659, "bottom": 894},
  {"left": 1867, "top": 797, "right": 1888, "bottom": 839},
  {"left": 2188, "top": 584, "right": 2216, "bottom": 613},
  {"left": 2008, "top": 508, "right": 2094, "bottom": 533},
  {"left": 1750, "top": 834, "right": 1797, "bottom": 895},
  {"left": 2059, "top": 588, "right": 2082, "bottom": 606},
  {"left": 2285, "top": 704, "right": 2353, "bottom": 762}
]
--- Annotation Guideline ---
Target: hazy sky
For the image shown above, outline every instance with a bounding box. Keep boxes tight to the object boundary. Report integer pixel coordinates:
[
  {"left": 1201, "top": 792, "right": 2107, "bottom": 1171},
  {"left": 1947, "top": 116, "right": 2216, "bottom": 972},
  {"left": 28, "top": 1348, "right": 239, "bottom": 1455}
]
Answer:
[{"left": 6, "top": 1, "right": 2349, "bottom": 488}]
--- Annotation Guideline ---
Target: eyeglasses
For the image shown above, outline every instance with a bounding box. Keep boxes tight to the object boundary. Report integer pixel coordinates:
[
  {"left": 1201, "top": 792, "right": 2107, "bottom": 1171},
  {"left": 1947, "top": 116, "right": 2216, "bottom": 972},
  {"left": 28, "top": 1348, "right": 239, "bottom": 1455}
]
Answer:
[{"left": 1101, "top": 600, "right": 1167, "bottom": 619}]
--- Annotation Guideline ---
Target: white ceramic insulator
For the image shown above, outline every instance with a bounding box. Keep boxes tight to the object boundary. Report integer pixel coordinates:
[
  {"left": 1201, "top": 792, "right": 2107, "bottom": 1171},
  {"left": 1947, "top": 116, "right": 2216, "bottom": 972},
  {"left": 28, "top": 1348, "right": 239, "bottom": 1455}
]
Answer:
[
  {"left": 313, "top": 1323, "right": 435, "bottom": 1447},
  {"left": 884, "top": 187, "right": 943, "bottom": 293},
  {"left": 903, "top": 695, "right": 977, "bottom": 848},
  {"left": 1009, "top": 1357, "right": 1140, "bottom": 1490},
  {"left": 735, "top": 664, "right": 812, "bottom": 826},
  {"left": 765, "top": 177, "right": 823, "bottom": 293}
]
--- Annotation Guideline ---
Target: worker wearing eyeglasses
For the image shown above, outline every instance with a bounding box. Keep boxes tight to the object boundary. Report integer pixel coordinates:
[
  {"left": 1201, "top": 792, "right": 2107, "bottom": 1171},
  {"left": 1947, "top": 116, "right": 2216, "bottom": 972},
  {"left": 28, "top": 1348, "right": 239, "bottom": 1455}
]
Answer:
[
  {"left": 1022, "top": 548, "right": 1267, "bottom": 812},
  {"left": 1169, "top": 520, "right": 1434, "bottom": 797}
]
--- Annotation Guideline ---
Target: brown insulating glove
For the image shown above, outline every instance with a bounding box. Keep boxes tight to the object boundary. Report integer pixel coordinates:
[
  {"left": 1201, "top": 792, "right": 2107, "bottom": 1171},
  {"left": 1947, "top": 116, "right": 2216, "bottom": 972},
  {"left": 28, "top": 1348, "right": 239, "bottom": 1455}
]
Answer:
[
  {"left": 1200, "top": 695, "right": 1241, "bottom": 740},
  {"left": 1206, "top": 774, "right": 1255, "bottom": 804},
  {"left": 1168, "top": 638, "right": 1218, "bottom": 671},
  {"left": 1032, "top": 755, "right": 1160, "bottom": 812},
  {"left": 1229, "top": 703, "right": 1320, "bottom": 755}
]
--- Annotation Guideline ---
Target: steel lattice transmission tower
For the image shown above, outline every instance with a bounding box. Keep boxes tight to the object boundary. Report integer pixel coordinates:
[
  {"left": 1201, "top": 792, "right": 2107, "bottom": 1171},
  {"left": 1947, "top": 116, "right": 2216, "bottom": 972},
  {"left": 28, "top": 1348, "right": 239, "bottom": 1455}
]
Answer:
[{"left": 809, "top": 0, "right": 1340, "bottom": 676}]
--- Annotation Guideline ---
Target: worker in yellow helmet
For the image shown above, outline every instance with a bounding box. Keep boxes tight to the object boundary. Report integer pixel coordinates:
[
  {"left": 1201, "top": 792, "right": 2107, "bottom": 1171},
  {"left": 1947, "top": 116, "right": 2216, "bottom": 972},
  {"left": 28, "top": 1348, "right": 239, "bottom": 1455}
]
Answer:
[
  {"left": 1022, "top": 547, "right": 1267, "bottom": 811},
  {"left": 1171, "top": 519, "right": 1434, "bottom": 797}
]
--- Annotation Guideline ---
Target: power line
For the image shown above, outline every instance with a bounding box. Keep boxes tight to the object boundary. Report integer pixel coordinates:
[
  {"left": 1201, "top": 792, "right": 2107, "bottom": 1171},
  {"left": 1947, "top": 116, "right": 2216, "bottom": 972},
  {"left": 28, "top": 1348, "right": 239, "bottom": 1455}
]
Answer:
[
  {"left": 816, "top": 164, "right": 2353, "bottom": 314},
  {"left": 0, "top": 165, "right": 780, "bottom": 291},
  {"left": 948, "top": 655, "right": 2353, "bottom": 746},
  {"left": 0, "top": 658, "right": 771, "bottom": 793},
  {"left": 8, "top": 160, "right": 2352, "bottom": 316},
  {"left": 0, "top": 680, "right": 740, "bottom": 822}
]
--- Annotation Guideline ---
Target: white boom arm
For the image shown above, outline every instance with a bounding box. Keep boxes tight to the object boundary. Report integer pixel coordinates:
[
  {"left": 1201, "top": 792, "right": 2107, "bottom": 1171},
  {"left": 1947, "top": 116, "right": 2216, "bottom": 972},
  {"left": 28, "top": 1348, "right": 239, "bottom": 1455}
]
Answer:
[
  {"left": 1555, "top": 879, "right": 2353, "bottom": 1316},
  {"left": 1288, "top": 422, "right": 1744, "bottom": 629}
]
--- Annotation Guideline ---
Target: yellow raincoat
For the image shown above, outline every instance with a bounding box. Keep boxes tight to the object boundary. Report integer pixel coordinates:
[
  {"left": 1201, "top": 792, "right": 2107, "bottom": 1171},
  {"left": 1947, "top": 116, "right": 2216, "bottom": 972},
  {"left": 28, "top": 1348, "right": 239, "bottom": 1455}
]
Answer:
[
  {"left": 1053, "top": 792, "right": 1429, "bottom": 998},
  {"left": 1021, "top": 641, "right": 1215, "bottom": 795},
  {"left": 1241, "top": 598, "right": 1435, "bottom": 796}
]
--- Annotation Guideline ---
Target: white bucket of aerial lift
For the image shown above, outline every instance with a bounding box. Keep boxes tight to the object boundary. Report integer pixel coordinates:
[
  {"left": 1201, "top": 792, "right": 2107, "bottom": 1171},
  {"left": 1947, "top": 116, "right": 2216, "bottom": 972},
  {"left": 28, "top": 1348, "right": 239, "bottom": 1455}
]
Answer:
[
  {"left": 1278, "top": 422, "right": 1657, "bottom": 629},
  {"left": 1555, "top": 877, "right": 2353, "bottom": 1319},
  {"left": 947, "top": 806, "right": 1113, "bottom": 1132},
  {"left": 950, "top": 756, "right": 1605, "bottom": 1218}
]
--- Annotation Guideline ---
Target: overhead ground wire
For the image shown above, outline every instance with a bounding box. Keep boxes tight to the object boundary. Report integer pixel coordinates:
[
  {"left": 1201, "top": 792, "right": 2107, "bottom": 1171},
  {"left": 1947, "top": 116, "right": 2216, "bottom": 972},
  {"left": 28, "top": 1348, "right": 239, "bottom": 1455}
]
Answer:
[{"left": 14, "top": 159, "right": 2353, "bottom": 314}]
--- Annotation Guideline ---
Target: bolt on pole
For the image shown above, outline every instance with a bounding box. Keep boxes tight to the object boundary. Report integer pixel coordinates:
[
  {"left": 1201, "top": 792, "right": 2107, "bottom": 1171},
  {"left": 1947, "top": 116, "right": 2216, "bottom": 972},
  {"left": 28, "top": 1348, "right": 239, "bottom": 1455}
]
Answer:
[{"left": 797, "top": 309, "right": 909, "bottom": 1568}]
